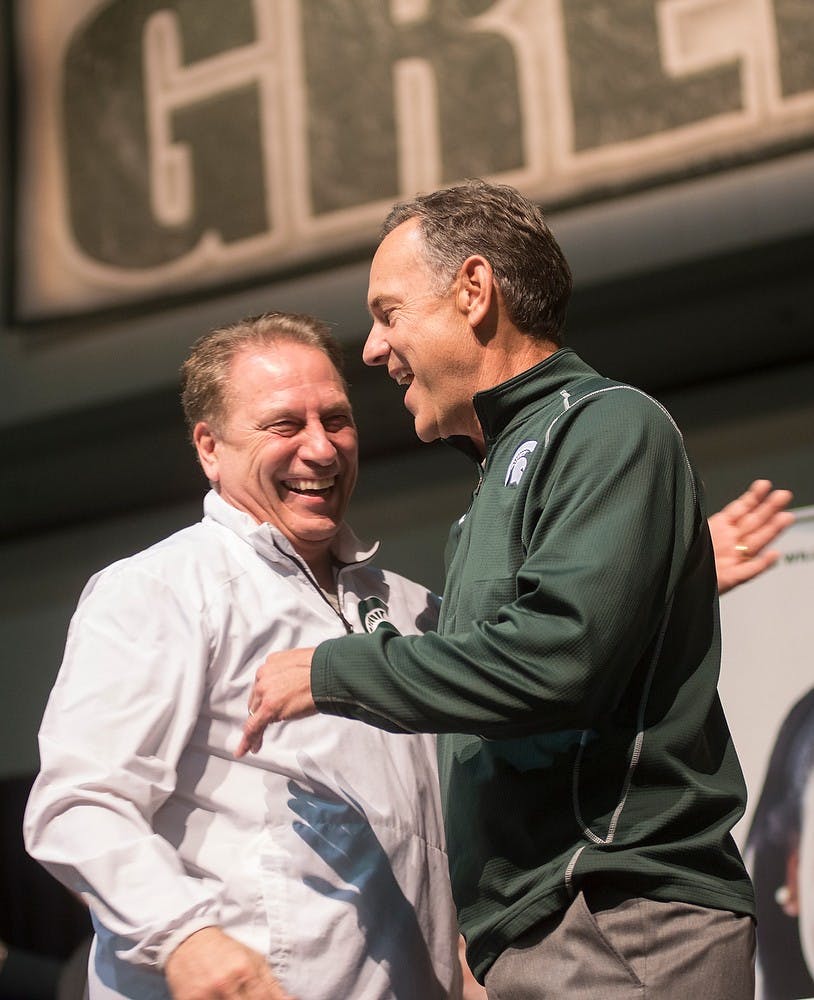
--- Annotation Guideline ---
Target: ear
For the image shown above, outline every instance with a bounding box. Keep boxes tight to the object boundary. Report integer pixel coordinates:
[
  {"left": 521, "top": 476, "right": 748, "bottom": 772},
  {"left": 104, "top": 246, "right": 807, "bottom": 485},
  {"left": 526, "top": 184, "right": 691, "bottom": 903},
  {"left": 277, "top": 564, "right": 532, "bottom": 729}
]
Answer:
[
  {"left": 193, "top": 421, "right": 221, "bottom": 484},
  {"left": 456, "top": 255, "right": 494, "bottom": 328}
]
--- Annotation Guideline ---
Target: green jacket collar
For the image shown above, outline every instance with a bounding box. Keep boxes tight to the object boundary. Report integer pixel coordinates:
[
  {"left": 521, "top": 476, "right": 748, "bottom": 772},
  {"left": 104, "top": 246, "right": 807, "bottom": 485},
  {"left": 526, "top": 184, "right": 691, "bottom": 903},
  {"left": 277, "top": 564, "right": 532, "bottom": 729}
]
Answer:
[{"left": 471, "top": 348, "right": 595, "bottom": 446}]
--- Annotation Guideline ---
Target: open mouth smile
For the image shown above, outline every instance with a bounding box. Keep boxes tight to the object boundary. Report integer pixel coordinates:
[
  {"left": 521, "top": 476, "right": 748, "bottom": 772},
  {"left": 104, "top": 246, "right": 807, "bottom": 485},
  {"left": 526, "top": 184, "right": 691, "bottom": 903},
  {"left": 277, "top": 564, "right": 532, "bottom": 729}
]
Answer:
[
  {"left": 388, "top": 359, "right": 414, "bottom": 388},
  {"left": 283, "top": 477, "right": 336, "bottom": 497}
]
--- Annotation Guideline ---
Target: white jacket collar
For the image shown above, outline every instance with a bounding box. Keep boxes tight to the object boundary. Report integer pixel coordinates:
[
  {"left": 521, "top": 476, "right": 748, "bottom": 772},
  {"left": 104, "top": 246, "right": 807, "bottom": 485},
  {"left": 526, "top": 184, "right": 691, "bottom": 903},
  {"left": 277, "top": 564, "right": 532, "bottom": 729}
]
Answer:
[{"left": 202, "top": 489, "right": 379, "bottom": 568}]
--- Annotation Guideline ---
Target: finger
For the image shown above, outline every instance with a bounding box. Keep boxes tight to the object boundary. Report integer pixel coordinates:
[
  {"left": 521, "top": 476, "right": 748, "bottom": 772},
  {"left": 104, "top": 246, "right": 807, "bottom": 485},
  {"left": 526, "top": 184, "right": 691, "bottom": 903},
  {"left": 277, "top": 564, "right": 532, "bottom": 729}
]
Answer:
[
  {"left": 256, "top": 965, "right": 293, "bottom": 1000},
  {"left": 747, "top": 490, "right": 794, "bottom": 531},
  {"left": 741, "top": 510, "right": 795, "bottom": 555},
  {"left": 727, "top": 479, "right": 773, "bottom": 516},
  {"left": 744, "top": 478, "right": 774, "bottom": 502},
  {"left": 735, "top": 500, "right": 794, "bottom": 549},
  {"left": 235, "top": 714, "right": 266, "bottom": 758},
  {"left": 244, "top": 972, "right": 289, "bottom": 1000},
  {"left": 726, "top": 489, "right": 793, "bottom": 546},
  {"left": 728, "top": 550, "right": 779, "bottom": 586},
  {"left": 247, "top": 675, "right": 265, "bottom": 716},
  {"left": 235, "top": 730, "right": 263, "bottom": 758}
]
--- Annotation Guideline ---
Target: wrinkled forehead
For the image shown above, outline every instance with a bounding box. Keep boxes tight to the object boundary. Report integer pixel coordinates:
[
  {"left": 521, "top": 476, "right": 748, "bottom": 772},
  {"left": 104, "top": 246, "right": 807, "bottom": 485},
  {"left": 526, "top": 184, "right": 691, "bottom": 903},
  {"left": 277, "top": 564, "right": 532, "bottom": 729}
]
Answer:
[{"left": 224, "top": 342, "right": 351, "bottom": 412}]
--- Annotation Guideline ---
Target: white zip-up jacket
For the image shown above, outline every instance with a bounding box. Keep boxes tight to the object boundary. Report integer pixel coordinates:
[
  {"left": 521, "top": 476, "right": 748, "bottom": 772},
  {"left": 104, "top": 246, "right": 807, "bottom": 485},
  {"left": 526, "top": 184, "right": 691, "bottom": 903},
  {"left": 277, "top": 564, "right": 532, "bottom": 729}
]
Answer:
[{"left": 24, "top": 491, "right": 461, "bottom": 999}]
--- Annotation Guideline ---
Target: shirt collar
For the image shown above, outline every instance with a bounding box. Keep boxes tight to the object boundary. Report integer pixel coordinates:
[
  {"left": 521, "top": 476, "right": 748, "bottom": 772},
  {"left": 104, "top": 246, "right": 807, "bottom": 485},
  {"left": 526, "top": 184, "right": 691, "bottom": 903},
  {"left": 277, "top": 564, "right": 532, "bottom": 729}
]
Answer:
[{"left": 202, "top": 489, "right": 379, "bottom": 567}]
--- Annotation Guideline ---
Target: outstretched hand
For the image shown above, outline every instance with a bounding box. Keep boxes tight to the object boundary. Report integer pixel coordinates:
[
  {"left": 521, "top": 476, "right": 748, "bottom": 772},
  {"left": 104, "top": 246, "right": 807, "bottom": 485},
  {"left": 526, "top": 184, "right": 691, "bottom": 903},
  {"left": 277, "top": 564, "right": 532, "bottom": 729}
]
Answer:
[
  {"left": 235, "top": 647, "right": 317, "bottom": 757},
  {"left": 709, "top": 479, "right": 795, "bottom": 595}
]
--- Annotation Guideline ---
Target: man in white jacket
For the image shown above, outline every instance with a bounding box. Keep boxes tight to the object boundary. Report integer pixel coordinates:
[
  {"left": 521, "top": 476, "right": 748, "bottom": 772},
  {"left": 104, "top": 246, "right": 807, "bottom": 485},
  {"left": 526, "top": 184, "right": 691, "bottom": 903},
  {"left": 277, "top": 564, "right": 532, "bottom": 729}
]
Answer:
[{"left": 24, "top": 312, "right": 461, "bottom": 1000}]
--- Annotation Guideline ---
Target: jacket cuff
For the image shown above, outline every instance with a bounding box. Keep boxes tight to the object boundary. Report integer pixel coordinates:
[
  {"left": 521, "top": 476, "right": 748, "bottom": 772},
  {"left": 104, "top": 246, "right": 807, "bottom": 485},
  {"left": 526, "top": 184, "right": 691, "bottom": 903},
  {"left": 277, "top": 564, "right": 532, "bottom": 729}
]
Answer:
[{"left": 310, "top": 639, "right": 336, "bottom": 708}]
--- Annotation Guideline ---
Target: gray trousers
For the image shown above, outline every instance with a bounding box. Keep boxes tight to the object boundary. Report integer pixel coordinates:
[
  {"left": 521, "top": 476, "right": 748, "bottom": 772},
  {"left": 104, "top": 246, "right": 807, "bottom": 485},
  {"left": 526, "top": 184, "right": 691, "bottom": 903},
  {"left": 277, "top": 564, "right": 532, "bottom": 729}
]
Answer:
[{"left": 483, "top": 890, "right": 755, "bottom": 999}]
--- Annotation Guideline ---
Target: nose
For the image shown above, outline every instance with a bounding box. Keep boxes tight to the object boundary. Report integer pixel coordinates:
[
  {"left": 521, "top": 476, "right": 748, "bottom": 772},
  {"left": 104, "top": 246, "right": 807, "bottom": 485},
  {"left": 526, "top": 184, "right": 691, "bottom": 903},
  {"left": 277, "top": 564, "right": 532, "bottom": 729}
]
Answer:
[
  {"left": 299, "top": 423, "right": 338, "bottom": 466},
  {"left": 362, "top": 323, "right": 390, "bottom": 367}
]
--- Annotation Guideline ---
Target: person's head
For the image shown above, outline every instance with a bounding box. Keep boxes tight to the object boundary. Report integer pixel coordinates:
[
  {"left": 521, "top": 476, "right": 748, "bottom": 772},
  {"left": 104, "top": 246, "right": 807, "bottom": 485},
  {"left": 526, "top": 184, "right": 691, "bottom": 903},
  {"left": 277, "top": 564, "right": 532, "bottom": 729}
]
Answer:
[
  {"left": 363, "top": 180, "right": 572, "bottom": 445},
  {"left": 381, "top": 179, "right": 572, "bottom": 342},
  {"left": 181, "top": 312, "right": 358, "bottom": 568}
]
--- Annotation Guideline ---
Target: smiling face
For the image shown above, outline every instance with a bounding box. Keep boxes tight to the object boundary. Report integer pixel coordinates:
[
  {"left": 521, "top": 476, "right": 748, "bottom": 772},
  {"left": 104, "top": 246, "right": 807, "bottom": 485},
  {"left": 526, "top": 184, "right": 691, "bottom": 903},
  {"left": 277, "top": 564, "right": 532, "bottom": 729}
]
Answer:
[
  {"left": 194, "top": 341, "right": 358, "bottom": 567},
  {"left": 363, "top": 219, "right": 482, "bottom": 444}
]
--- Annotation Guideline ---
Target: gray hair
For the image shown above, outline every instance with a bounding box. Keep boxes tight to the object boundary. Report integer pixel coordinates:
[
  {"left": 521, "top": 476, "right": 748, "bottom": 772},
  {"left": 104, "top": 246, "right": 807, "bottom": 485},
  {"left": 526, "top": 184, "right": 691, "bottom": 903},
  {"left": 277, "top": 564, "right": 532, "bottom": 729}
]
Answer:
[{"left": 381, "top": 179, "right": 572, "bottom": 344}]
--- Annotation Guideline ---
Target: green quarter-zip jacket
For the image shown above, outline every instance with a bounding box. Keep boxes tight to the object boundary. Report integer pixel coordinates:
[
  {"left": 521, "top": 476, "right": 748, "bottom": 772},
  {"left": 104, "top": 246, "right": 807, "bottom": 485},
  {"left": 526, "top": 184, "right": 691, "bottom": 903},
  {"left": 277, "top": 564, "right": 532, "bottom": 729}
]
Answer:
[{"left": 312, "top": 348, "right": 754, "bottom": 980}]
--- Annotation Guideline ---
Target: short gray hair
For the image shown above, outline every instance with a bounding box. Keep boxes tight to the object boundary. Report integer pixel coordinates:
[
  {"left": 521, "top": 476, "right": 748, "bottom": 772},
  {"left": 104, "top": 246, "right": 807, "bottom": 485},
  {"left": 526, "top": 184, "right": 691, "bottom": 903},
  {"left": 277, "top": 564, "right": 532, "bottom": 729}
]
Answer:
[{"left": 381, "top": 179, "right": 572, "bottom": 344}]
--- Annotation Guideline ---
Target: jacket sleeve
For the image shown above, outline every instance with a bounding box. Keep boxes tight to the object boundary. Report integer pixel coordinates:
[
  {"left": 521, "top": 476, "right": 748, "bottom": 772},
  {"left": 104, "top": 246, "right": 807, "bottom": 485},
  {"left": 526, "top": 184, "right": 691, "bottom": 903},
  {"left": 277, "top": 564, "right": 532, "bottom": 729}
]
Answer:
[
  {"left": 312, "top": 391, "right": 709, "bottom": 738},
  {"left": 23, "top": 564, "right": 221, "bottom": 969}
]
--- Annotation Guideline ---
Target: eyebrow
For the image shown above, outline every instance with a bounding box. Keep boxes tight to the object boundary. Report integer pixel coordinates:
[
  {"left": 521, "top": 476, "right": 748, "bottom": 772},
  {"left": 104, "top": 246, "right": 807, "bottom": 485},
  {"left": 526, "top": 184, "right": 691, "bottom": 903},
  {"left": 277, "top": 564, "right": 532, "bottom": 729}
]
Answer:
[
  {"left": 258, "top": 393, "right": 352, "bottom": 420},
  {"left": 367, "top": 294, "right": 389, "bottom": 318}
]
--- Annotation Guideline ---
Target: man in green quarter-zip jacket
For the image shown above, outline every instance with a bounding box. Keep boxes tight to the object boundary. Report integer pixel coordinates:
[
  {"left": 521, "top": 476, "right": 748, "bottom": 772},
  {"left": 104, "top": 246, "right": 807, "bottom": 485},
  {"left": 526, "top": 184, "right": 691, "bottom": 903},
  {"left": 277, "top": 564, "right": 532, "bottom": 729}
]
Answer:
[{"left": 239, "top": 180, "right": 757, "bottom": 998}]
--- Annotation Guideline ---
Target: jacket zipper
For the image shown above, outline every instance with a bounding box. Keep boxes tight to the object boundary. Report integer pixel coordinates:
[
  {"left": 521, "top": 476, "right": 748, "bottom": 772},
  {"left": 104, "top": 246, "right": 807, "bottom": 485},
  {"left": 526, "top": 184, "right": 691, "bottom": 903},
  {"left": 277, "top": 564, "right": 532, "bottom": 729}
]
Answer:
[{"left": 274, "top": 545, "right": 354, "bottom": 634}]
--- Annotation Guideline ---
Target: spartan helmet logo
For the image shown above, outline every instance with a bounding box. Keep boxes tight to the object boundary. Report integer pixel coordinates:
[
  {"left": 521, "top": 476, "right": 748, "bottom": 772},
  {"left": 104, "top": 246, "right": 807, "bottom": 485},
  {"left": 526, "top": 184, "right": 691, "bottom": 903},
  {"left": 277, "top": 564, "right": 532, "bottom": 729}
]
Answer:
[
  {"left": 358, "top": 596, "right": 393, "bottom": 633},
  {"left": 504, "top": 440, "right": 538, "bottom": 487}
]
